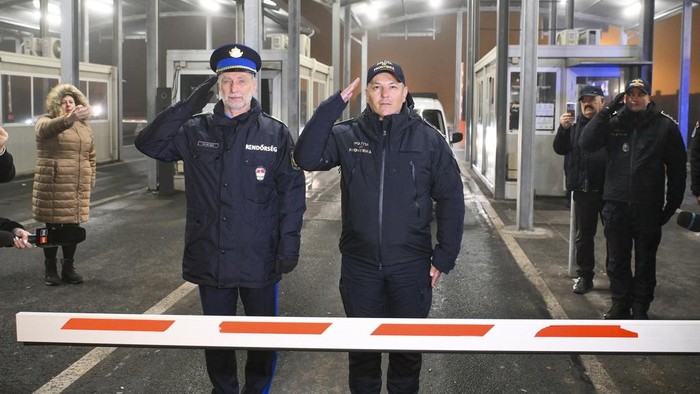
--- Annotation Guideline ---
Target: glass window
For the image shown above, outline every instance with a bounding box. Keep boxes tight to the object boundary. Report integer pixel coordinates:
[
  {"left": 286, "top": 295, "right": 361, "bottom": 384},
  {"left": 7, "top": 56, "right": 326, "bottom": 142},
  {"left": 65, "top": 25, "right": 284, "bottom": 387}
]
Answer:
[
  {"left": 88, "top": 81, "right": 108, "bottom": 119},
  {"left": 2, "top": 75, "right": 32, "bottom": 124},
  {"left": 33, "top": 77, "right": 59, "bottom": 117},
  {"left": 509, "top": 70, "right": 558, "bottom": 132}
]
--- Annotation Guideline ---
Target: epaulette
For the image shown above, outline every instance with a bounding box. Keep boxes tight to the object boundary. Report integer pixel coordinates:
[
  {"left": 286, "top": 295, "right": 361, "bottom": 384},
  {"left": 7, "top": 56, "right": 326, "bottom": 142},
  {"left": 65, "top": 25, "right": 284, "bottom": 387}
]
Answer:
[
  {"left": 660, "top": 111, "right": 679, "bottom": 125},
  {"left": 262, "top": 112, "right": 288, "bottom": 128}
]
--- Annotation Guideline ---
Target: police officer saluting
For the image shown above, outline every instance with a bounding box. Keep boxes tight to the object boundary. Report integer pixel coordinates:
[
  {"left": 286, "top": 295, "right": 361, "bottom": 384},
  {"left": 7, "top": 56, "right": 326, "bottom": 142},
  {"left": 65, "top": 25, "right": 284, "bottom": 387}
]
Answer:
[
  {"left": 580, "top": 78, "right": 686, "bottom": 320},
  {"left": 295, "top": 61, "right": 465, "bottom": 393},
  {"left": 135, "top": 44, "right": 305, "bottom": 393}
]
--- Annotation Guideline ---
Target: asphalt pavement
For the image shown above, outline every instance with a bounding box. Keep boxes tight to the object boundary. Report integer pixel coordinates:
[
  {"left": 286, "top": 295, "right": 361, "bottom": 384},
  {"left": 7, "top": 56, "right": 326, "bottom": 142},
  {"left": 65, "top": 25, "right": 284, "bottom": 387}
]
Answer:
[{"left": 1, "top": 146, "right": 699, "bottom": 393}]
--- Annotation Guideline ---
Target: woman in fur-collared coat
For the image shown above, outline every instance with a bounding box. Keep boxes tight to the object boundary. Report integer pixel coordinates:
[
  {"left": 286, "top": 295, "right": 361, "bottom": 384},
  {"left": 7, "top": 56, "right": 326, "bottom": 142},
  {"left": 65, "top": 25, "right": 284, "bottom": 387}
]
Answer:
[{"left": 33, "top": 83, "right": 96, "bottom": 286}]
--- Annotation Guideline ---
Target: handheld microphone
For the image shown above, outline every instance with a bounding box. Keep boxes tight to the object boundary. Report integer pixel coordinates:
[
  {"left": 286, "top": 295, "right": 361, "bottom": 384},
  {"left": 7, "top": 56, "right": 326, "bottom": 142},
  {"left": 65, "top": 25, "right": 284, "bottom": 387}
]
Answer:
[
  {"left": 676, "top": 211, "right": 700, "bottom": 232},
  {"left": 1, "top": 226, "right": 86, "bottom": 247}
]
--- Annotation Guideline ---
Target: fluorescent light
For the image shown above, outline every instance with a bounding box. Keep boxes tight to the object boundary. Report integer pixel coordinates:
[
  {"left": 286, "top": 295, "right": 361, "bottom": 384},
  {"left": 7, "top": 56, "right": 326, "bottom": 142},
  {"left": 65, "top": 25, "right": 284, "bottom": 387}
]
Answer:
[
  {"left": 199, "top": 0, "right": 221, "bottom": 12},
  {"left": 430, "top": 0, "right": 442, "bottom": 8}
]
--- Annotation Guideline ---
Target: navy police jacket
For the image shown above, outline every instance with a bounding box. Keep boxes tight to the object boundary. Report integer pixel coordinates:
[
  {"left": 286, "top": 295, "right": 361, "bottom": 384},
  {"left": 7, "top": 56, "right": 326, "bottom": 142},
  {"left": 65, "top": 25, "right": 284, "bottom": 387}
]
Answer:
[
  {"left": 580, "top": 102, "right": 686, "bottom": 211},
  {"left": 295, "top": 92, "right": 464, "bottom": 274},
  {"left": 135, "top": 99, "right": 305, "bottom": 288}
]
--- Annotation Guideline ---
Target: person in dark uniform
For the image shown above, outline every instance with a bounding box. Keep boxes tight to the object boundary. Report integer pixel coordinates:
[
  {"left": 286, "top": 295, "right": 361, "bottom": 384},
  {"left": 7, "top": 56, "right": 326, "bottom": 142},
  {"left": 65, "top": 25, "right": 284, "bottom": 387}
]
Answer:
[
  {"left": 690, "top": 121, "right": 700, "bottom": 207},
  {"left": 1, "top": 126, "right": 34, "bottom": 248},
  {"left": 0, "top": 126, "right": 16, "bottom": 183},
  {"left": 580, "top": 78, "right": 687, "bottom": 320},
  {"left": 135, "top": 44, "right": 306, "bottom": 394},
  {"left": 295, "top": 61, "right": 465, "bottom": 393},
  {"left": 553, "top": 85, "right": 607, "bottom": 294}
]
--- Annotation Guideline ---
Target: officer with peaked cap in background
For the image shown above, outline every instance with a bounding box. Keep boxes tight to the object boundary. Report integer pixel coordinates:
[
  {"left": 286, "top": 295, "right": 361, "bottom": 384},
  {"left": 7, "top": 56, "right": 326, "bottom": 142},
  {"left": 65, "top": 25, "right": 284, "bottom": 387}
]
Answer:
[
  {"left": 580, "top": 78, "right": 686, "bottom": 320},
  {"left": 135, "top": 44, "right": 306, "bottom": 393}
]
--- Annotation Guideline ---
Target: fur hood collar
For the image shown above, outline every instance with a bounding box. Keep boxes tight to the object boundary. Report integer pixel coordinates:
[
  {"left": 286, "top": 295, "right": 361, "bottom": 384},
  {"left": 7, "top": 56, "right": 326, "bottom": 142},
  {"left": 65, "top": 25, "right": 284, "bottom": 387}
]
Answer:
[{"left": 45, "top": 83, "right": 89, "bottom": 118}]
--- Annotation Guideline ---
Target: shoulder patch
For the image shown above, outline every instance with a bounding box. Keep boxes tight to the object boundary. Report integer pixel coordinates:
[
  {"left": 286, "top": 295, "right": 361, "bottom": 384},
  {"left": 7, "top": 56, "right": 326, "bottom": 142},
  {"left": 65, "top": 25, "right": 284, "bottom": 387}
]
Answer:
[
  {"left": 660, "top": 111, "right": 679, "bottom": 125},
  {"left": 290, "top": 148, "right": 300, "bottom": 171}
]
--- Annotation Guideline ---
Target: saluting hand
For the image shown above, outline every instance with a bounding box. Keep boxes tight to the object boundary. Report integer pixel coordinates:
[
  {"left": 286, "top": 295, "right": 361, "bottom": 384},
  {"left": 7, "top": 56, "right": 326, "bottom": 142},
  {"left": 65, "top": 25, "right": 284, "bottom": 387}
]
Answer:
[{"left": 341, "top": 77, "right": 361, "bottom": 103}]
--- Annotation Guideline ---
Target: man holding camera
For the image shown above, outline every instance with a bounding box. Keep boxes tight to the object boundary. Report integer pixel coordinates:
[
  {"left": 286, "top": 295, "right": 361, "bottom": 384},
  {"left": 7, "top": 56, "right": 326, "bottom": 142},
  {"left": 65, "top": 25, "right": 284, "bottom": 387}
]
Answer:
[
  {"left": 580, "top": 78, "right": 686, "bottom": 320},
  {"left": 553, "top": 85, "right": 607, "bottom": 294}
]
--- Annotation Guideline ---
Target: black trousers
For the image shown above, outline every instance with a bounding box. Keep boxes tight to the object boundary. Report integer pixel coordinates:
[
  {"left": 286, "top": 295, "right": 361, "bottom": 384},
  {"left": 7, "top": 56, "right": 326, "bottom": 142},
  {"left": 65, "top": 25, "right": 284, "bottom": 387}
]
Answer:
[
  {"left": 339, "top": 256, "right": 432, "bottom": 394},
  {"left": 572, "top": 191, "right": 604, "bottom": 279},
  {"left": 199, "top": 284, "right": 278, "bottom": 394},
  {"left": 601, "top": 201, "right": 662, "bottom": 306}
]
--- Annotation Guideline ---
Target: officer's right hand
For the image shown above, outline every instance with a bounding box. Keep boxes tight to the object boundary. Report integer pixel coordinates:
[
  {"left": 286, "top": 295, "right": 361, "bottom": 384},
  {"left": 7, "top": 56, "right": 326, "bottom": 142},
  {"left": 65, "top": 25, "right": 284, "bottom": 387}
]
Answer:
[
  {"left": 559, "top": 113, "right": 574, "bottom": 129},
  {"left": 274, "top": 256, "right": 299, "bottom": 275},
  {"left": 184, "top": 75, "right": 218, "bottom": 114},
  {"left": 604, "top": 92, "right": 625, "bottom": 116},
  {"left": 341, "top": 78, "right": 361, "bottom": 103}
]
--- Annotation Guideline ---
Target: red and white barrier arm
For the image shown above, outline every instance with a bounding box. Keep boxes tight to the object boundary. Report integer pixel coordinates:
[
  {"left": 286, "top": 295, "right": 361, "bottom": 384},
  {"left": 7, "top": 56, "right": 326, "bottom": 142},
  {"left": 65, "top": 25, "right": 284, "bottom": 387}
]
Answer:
[{"left": 16, "top": 312, "right": 700, "bottom": 354}]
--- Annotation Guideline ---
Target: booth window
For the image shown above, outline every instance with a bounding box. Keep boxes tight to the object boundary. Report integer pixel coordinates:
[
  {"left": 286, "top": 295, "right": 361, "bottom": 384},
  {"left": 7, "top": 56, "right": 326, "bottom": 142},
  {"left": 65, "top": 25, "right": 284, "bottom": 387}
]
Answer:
[
  {"left": 2, "top": 75, "right": 31, "bottom": 124},
  {"left": 33, "top": 77, "right": 59, "bottom": 118},
  {"left": 508, "top": 70, "right": 558, "bottom": 133},
  {"left": 87, "top": 81, "right": 108, "bottom": 120}
]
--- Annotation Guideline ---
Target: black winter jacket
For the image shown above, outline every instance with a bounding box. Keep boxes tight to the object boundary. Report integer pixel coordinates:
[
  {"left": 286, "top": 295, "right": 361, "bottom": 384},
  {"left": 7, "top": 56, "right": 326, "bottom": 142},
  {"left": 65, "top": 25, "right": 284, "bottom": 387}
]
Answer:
[
  {"left": 553, "top": 115, "right": 606, "bottom": 193},
  {"left": 690, "top": 122, "right": 700, "bottom": 197},
  {"left": 135, "top": 99, "right": 306, "bottom": 288},
  {"left": 0, "top": 217, "right": 23, "bottom": 232},
  {"left": 0, "top": 148, "right": 15, "bottom": 183},
  {"left": 579, "top": 102, "right": 686, "bottom": 213},
  {"left": 294, "top": 93, "right": 464, "bottom": 274}
]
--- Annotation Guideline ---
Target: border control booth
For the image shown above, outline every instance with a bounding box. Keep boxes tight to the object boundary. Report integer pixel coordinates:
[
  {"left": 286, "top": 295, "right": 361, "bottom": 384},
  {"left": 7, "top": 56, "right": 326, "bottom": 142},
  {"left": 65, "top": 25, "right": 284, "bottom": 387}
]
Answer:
[{"left": 471, "top": 42, "right": 646, "bottom": 199}]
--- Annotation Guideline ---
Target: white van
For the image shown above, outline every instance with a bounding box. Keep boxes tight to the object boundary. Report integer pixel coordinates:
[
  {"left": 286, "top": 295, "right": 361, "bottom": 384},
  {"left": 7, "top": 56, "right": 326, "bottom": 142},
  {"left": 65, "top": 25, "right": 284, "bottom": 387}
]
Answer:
[{"left": 411, "top": 93, "right": 463, "bottom": 144}]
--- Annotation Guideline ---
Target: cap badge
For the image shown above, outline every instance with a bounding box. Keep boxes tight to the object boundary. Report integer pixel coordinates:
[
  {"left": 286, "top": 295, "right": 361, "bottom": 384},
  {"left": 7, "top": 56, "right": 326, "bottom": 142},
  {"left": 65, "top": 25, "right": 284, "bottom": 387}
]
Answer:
[
  {"left": 628, "top": 79, "right": 645, "bottom": 88},
  {"left": 622, "top": 142, "right": 630, "bottom": 153},
  {"left": 229, "top": 47, "right": 244, "bottom": 58}
]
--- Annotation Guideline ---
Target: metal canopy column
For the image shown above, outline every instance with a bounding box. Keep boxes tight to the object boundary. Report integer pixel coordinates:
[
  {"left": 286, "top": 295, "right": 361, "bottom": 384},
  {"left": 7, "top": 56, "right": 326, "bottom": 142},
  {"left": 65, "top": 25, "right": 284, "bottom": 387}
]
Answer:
[
  {"left": 343, "top": 5, "right": 352, "bottom": 119},
  {"left": 453, "top": 11, "right": 463, "bottom": 150},
  {"left": 60, "top": 0, "right": 79, "bottom": 85},
  {"left": 113, "top": 0, "right": 123, "bottom": 161},
  {"left": 494, "top": 0, "right": 508, "bottom": 200},
  {"left": 288, "top": 0, "right": 301, "bottom": 138},
  {"left": 678, "top": 0, "right": 693, "bottom": 145},
  {"left": 244, "top": 0, "right": 262, "bottom": 50},
  {"left": 332, "top": 1, "right": 341, "bottom": 93},
  {"left": 640, "top": 0, "right": 655, "bottom": 83},
  {"left": 463, "top": 0, "right": 477, "bottom": 164},
  {"left": 516, "top": 0, "right": 538, "bottom": 231},
  {"left": 145, "top": 0, "right": 173, "bottom": 194}
]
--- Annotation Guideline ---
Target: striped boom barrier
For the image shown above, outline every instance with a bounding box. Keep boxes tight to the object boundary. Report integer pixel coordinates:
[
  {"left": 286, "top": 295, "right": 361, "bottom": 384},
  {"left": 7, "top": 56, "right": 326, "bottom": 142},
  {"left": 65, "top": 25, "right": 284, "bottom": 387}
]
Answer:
[{"left": 16, "top": 312, "right": 700, "bottom": 353}]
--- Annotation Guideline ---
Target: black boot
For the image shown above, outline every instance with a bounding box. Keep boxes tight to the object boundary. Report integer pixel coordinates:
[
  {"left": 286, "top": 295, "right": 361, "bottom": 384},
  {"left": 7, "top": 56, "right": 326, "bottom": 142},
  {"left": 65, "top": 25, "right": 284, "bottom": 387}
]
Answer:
[
  {"left": 61, "top": 258, "right": 83, "bottom": 284},
  {"left": 44, "top": 259, "right": 60, "bottom": 286},
  {"left": 603, "top": 302, "right": 632, "bottom": 319},
  {"left": 632, "top": 303, "right": 650, "bottom": 320}
]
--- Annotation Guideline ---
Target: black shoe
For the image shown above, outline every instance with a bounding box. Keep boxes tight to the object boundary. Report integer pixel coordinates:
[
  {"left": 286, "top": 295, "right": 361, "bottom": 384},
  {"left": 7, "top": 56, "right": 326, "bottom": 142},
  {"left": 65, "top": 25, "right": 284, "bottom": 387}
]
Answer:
[
  {"left": 632, "top": 303, "right": 649, "bottom": 320},
  {"left": 572, "top": 277, "right": 593, "bottom": 294},
  {"left": 604, "top": 303, "right": 632, "bottom": 319},
  {"left": 44, "top": 259, "right": 60, "bottom": 286}
]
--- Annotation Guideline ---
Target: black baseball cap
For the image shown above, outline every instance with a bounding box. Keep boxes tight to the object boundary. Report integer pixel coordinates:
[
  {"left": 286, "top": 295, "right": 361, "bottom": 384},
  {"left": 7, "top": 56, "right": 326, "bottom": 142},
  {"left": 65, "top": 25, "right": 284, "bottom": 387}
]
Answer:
[
  {"left": 366, "top": 60, "right": 406, "bottom": 85},
  {"left": 624, "top": 78, "right": 651, "bottom": 95},
  {"left": 578, "top": 85, "right": 604, "bottom": 101}
]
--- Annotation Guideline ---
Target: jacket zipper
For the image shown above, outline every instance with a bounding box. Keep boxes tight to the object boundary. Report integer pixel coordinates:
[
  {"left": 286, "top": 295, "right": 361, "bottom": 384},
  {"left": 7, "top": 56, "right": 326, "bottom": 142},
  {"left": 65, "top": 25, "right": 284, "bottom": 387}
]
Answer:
[
  {"left": 377, "top": 127, "right": 387, "bottom": 271},
  {"left": 628, "top": 126, "right": 637, "bottom": 206},
  {"left": 410, "top": 160, "right": 419, "bottom": 218}
]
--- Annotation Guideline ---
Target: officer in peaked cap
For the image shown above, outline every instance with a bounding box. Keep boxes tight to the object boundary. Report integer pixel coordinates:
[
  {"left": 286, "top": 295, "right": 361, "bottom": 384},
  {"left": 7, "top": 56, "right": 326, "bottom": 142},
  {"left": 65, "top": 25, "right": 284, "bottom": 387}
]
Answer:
[
  {"left": 209, "top": 43, "right": 262, "bottom": 75},
  {"left": 136, "top": 40, "right": 306, "bottom": 393}
]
